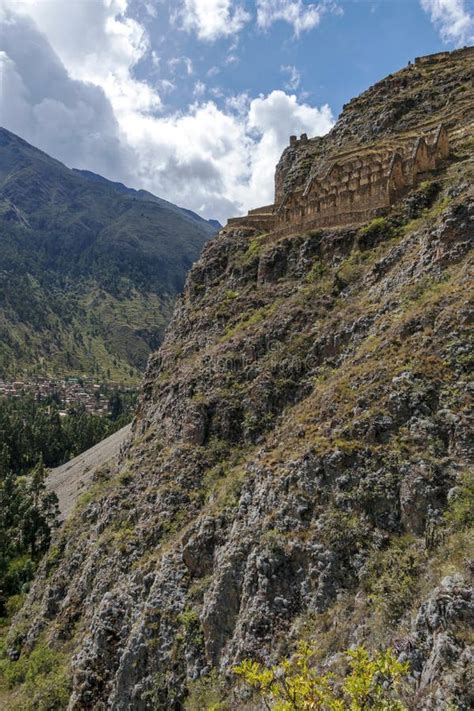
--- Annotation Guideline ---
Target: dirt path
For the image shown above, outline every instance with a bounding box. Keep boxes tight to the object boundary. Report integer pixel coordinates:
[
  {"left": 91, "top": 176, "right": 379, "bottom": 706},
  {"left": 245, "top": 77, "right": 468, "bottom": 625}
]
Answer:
[{"left": 47, "top": 424, "right": 131, "bottom": 519}]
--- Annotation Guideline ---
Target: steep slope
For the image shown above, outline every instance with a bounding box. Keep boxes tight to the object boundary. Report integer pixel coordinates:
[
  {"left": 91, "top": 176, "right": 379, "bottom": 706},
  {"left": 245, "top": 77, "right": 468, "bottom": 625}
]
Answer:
[
  {"left": 3, "top": 50, "right": 473, "bottom": 710},
  {"left": 46, "top": 424, "right": 131, "bottom": 520},
  {"left": 0, "top": 129, "right": 217, "bottom": 380}
]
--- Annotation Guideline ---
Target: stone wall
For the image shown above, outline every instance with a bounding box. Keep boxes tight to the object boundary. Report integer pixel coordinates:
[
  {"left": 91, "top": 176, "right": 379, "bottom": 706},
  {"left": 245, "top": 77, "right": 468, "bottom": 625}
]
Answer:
[
  {"left": 415, "top": 46, "right": 474, "bottom": 65},
  {"left": 275, "top": 124, "right": 449, "bottom": 230},
  {"left": 227, "top": 123, "right": 449, "bottom": 234}
]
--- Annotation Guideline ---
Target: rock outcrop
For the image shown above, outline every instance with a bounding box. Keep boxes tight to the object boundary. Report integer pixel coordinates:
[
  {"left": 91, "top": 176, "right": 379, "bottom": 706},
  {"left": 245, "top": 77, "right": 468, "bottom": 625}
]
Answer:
[{"left": 4, "top": 48, "right": 473, "bottom": 710}]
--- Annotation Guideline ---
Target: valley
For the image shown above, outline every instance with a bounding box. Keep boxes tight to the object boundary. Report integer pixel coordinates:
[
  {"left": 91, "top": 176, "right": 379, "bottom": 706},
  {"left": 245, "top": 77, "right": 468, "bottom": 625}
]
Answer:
[{"left": 0, "top": 128, "right": 218, "bottom": 381}]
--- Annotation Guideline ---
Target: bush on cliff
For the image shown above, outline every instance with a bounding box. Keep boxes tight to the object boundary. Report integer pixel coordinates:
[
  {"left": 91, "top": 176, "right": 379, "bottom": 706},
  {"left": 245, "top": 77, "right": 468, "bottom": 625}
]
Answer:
[{"left": 234, "top": 643, "right": 408, "bottom": 710}]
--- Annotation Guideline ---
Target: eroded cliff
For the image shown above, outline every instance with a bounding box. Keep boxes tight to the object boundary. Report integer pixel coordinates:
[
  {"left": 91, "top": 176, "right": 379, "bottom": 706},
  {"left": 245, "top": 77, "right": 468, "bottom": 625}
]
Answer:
[{"left": 2, "top": 50, "right": 473, "bottom": 710}]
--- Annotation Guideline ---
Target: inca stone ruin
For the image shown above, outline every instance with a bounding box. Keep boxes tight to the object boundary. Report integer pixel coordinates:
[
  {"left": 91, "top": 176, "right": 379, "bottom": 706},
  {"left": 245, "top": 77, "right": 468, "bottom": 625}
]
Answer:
[{"left": 228, "top": 123, "right": 450, "bottom": 235}]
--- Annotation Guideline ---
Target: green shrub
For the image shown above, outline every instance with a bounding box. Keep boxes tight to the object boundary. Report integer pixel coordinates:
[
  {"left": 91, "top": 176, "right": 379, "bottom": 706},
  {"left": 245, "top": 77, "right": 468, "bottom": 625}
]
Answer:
[
  {"left": 362, "top": 537, "right": 421, "bottom": 624},
  {"left": 234, "top": 642, "right": 408, "bottom": 710},
  {"left": 19, "top": 667, "right": 70, "bottom": 711},
  {"left": 4, "top": 555, "right": 36, "bottom": 596},
  {"left": 306, "top": 260, "right": 326, "bottom": 283},
  {"left": 358, "top": 217, "right": 393, "bottom": 249},
  {"left": 4, "top": 594, "right": 25, "bottom": 620},
  {"left": 0, "top": 641, "right": 70, "bottom": 710},
  {"left": 185, "top": 669, "right": 229, "bottom": 711}
]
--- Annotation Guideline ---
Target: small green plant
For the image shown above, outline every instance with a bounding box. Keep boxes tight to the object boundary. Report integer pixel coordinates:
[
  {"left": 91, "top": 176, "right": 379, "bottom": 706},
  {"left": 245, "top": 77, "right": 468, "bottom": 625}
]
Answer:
[
  {"left": 185, "top": 669, "right": 229, "bottom": 711},
  {"left": 237, "top": 235, "right": 265, "bottom": 267},
  {"left": 0, "top": 641, "right": 71, "bottom": 710},
  {"left": 357, "top": 217, "right": 393, "bottom": 249},
  {"left": 362, "top": 537, "right": 421, "bottom": 624},
  {"left": 234, "top": 642, "right": 408, "bottom": 710},
  {"left": 177, "top": 607, "right": 204, "bottom": 647},
  {"left": 444, "top": 469, "right": 474, "bottom": 530},
  {"left": 306, "top": 260, "right": 326, "bottom": 283}
]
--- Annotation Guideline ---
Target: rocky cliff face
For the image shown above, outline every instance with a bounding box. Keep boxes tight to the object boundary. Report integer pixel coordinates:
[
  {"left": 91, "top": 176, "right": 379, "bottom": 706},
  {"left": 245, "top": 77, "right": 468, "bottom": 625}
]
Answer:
[{"left": 4, "top": 51, "right": 473, "bottom": 710}]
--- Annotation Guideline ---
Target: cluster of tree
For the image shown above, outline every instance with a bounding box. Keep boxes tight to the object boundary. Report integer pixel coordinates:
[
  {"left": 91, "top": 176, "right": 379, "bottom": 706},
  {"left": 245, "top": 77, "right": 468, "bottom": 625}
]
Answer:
[
  {"left": 0, "top": 391, "right": 134, "bottom": 474},
  {"left": 0, "top": 391, "right": 135, "bottom": 616},
  {"left": 0, "top": 457, "right": 59, "bottom": 616}
]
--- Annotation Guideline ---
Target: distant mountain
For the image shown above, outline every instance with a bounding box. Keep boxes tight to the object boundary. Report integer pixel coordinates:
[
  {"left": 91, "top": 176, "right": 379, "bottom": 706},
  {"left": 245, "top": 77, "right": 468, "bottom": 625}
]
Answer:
[{"left": 0, "top": 127, "right": 218, "bottom": 381}]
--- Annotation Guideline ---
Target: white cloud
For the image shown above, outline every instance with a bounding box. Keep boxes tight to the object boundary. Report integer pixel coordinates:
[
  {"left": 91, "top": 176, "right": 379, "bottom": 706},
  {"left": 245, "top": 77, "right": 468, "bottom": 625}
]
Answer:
[
  {"left": 168, "top": 56, "right": 194, "bottom": 76},
  {"left": 122, "top": 91, "right": 332, "bottom": 220},
  {"left": 172, "top": 0, "right": 251, "bottom": 41},
  {"left": 158, "top": 78, "right": 176, "bottom": 94},
  {"left": 0, "top": 0, "right": 334, "bottom": 224},
  {"left": 256, "top": 0, "right": 322, "bottom": 35},
  {"left": 421, "top": 0, "right": 474, "bottom": 45},
  {"left": 193, "top": 80, "right": 206, "bottom": 96},
  {"left": 225, "top": 92, "right": 251, "bottom": 115},
  {"left": 145, "top": 2, "right": 158, "bottom": 18},
  {"left": 5, "top": 0, "right": 159, "bottom": 118},
  {"left": 244, "top": 90, "right": 333, "bottom": 206},
  {"left": 0, "top": 8, "right": 132, "bottom": 180},
  {"left": 281, "top": 64, "right": 301, "bottom": 90}
]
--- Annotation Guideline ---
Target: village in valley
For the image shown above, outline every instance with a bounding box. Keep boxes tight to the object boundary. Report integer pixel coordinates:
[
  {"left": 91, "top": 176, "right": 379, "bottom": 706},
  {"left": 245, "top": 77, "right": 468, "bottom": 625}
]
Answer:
[{"left": 0, "top": 376, "right": 136, "bottom": 416}]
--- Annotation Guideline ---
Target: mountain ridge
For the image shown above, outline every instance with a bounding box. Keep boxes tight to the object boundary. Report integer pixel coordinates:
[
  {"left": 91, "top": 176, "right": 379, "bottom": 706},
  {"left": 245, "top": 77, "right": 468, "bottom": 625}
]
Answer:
[{"left": 0, "top": 127, "right": 218, "bottom": 381}]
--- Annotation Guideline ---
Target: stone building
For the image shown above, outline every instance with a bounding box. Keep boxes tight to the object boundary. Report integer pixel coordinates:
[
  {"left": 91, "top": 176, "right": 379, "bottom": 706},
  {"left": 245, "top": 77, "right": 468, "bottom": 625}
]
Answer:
[{"left": 227, "top": 123, "right": 449, "bottom": 234}]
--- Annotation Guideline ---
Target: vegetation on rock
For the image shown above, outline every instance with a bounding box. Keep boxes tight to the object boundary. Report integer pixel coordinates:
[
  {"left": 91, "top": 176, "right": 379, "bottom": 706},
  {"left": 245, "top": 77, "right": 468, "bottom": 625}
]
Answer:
[
  {"left": 233, "top": 644, "right": 408, "bottom": 711},
  {"left": 0, "top": 458, "right": 59, "bottom": 615},
  {"left": 0, "top": 392, "right": 134, "bottom": 617}
]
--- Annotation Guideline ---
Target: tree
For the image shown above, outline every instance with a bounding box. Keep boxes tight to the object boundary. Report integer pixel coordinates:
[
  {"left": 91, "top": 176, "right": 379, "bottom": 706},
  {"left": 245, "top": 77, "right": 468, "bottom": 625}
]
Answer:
[
  {"left": 19, "top": 457, "right": 59, "bottom": 559},
  {"left": 108, "top": 391, "right": 123, "bottom": 422}
]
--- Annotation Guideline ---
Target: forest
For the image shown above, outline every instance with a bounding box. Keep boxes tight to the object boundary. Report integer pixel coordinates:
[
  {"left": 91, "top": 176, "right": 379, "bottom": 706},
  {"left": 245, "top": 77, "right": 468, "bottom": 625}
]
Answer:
[{"left": 0, "top": 392, "right": 135, "bottom": 617}]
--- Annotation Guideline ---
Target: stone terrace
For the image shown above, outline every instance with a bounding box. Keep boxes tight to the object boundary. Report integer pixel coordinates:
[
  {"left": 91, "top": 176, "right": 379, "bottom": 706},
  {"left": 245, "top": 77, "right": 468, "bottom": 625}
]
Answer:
[{"left": 227, "top": 47, "right": 473, "bottom": 236}]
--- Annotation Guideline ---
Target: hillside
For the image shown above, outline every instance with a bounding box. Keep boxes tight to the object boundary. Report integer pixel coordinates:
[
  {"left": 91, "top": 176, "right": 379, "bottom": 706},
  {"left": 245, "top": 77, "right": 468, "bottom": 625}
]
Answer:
[
  {"left": 2, "top": 49, "right": 473, "bottom": 710},
  {"left": 46, "top": 424, "right": 131, "bottom": 520},
  {"left": 0, "top": 128, "right": 217, "bottom": 381}
]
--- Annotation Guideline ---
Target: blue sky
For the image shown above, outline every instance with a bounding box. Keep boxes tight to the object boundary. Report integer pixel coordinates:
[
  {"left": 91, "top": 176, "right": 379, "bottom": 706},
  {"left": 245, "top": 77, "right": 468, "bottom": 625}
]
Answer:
[
  {"left": 132, "top": 1, "right": 456, "bottom": 118},
  {"left": 1, "top": 1, "right": 473, "bottom": 222}
]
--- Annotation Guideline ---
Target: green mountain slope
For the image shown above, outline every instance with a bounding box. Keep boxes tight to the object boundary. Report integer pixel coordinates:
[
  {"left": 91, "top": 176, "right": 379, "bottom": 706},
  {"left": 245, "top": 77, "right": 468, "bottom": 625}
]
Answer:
[{"left": 0, "top": 128, "right": 218, "bottom": 381}]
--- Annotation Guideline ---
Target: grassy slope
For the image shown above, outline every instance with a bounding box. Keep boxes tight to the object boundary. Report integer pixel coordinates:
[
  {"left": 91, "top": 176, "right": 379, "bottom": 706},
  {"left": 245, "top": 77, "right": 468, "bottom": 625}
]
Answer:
[{"left": 0, "top": 128, "right": 216, "bottom": 381}]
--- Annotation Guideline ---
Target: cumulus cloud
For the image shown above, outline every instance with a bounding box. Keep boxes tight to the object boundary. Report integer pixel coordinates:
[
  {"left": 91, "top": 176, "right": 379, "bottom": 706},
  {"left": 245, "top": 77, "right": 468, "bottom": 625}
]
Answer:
[
  {"left": 123, "top": 91, "right": 333, "bottom": 219},
  {"left": 245, "top": 90, "right": 333, "bottom": 205},
  {"left": 0, "top": 7, "right": 131, "bottom": 179},
  {"left": 420, "top": 0, "right": 474, "bottom": 46},
  {"left": 0, "top": 0, "right": 334, "bottom": 223},
  {"left": 5, "top": 0, "right": 158, "bottom": 118},
  {"left": 172, "top": 0, "right": 251, "bottom": 41},
  {"left": 256, "top": 0, "right": 323, "bottom": 35}
]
